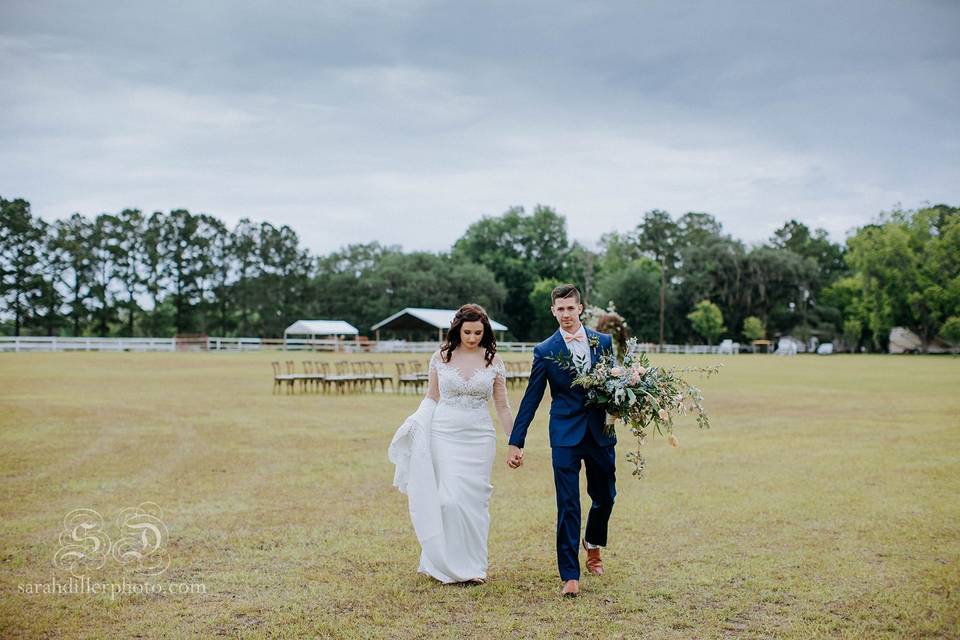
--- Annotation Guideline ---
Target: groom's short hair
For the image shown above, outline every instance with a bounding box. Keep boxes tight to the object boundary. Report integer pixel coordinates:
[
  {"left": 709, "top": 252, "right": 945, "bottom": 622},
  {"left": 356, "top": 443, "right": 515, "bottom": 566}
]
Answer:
[{"left": 551, "top": 284, "right": 581, "bottom": 305}]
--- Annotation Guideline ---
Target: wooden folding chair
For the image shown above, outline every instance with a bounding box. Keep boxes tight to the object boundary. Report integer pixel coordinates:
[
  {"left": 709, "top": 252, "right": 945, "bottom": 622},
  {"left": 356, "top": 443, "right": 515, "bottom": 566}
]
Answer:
[
  {"left": 284, "top": 360, "right": 309, "bottom": 393},
  {"left": 409, "top": 361, "right": 430, "bottom": 394},
  {"left": 271, "top": 361, "right": 296, "bottom": 394},
  {"left": 318, "top": 362, "right": 347, "bottom": 394},
  {"left": 351, "top": 361, "right": 375, "bottom": 392},
  {"left": 367, "top": 361, "right": 394, "bottom": 393},
  {"left": 335, "top": 361, "right": 362, "bottom": 393},
  {"left": 313, "top": 361, "right": 333, "bottom": 393},
  {"left": 302, "top": 360, "right": 326, "bottom": 392},
  {"left": 396, "top": 362, "right": 421, "bottom": 394},
  {"left": 502, "top": 360, "right": 518, "bottom": 388},
  {"left": 510, "top": 360, "right": 531, "bottom": 388}
]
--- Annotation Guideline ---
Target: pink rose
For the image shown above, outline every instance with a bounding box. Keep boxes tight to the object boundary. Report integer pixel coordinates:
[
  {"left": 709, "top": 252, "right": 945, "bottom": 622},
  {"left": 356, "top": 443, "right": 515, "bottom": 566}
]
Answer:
[
  {"left": 635, "top": 366, "right": 647, "bottom": 376},
  {"left": 611, "top": 367, "right": 623, "bottom": 377},
  {"left": 630, "top": 373, "right": 640, "bottom": 384},
  {"left": 658, "top": 408, "right": 669, "bottom": 421}
]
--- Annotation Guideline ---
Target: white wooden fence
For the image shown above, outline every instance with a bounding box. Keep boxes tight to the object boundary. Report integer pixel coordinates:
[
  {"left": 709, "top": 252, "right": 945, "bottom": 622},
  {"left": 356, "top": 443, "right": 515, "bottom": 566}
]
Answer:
[
  {"left": 632, "top": 342, "right": 742, "bottom": 355},
  {"left": 0, "top": 336, "right": 740, "bottom": 354},
  {"left": 0, "top": 336, "right": 178, "bottom": 352}
]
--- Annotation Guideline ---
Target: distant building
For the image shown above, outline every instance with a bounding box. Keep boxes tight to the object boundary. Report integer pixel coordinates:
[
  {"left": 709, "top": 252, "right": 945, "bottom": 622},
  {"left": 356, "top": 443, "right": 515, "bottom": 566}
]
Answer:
[
  {"left": 284, "top": 320, "right": 359, "bottom": 345},
  {"left": 371, "top": 308, "right": 508, "bottom": 342}
]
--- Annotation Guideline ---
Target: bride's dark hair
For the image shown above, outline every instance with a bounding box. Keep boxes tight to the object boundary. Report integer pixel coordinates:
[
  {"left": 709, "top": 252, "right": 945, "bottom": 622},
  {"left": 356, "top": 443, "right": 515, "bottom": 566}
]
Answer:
[{"left": 441, "top": 303, "right": 497, "bottom": 366}]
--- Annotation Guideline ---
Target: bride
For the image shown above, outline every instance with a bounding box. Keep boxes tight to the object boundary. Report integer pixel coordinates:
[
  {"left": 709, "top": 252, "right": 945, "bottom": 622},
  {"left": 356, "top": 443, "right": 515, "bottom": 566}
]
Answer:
[{"left": 388, "top": 303, "right": 516, "bottom": 584}]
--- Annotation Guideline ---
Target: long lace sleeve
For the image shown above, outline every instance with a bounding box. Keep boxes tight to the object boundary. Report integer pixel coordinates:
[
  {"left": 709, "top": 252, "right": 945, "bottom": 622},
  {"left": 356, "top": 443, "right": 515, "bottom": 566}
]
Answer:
[
  {"left": 491, "top": 357, "right": 514, "bottom": 439},
  {"left": 425, "top": 351, "right": 440, "bottom": 402}
]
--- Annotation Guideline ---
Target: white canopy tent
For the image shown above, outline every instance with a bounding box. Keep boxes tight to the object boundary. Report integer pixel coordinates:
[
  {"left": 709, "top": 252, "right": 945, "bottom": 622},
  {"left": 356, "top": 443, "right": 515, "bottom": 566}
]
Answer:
[
  {"left": 371, "top": 307, "right": 508, "bottom": 342},
  {"left": 284, "top": 320, "right": 359, "bottom": 347}
]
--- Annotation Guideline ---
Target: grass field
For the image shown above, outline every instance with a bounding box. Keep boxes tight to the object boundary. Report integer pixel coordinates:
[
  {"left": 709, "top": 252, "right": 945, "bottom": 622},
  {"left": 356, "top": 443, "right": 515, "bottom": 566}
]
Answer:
[{"left": 1, "top": 351, "right": 958, "bottom": 639}]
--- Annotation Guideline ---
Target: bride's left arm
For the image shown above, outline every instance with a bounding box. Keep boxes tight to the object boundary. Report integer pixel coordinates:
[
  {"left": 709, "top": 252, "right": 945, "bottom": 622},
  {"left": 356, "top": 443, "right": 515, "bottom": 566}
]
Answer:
[{"left": 491, "top": 356, "right": 515, "bottom": 439}]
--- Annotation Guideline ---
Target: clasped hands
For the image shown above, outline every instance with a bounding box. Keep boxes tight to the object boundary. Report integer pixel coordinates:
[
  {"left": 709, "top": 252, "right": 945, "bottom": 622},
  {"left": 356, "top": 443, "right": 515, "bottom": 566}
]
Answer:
[{"left": 506, "top": 445, "right": 524, "bottom": 469}]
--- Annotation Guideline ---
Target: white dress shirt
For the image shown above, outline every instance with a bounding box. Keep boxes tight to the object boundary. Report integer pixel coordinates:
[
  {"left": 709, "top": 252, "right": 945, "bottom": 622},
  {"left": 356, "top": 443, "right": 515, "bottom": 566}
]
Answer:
[{"left": 560, "top": 325, "right": 591, "bottom": 372}]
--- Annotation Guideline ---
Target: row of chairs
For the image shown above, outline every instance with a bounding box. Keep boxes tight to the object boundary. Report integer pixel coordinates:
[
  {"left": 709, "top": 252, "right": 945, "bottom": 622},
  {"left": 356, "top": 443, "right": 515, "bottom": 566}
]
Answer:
[
  {"left": 272, "top": 360, "right": 531, "bottom": 395},
  {"left": 395, "top": 361, "right": 429, "bottom": 394},
  {"left": 393, "top": 360, "right": 533, "bottom": 394},
  {"left": 503, "top": 361, "right": 532, "bottom": 388},
  {"left": 271, "top": 361, "right": 394, "bottom": 394}
]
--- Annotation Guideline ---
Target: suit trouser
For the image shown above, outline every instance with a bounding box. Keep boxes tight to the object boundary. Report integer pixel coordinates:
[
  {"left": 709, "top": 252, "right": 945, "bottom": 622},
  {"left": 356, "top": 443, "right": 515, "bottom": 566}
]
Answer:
[{"left": 551, "top": 428, "right": 617, "bottom": 581}]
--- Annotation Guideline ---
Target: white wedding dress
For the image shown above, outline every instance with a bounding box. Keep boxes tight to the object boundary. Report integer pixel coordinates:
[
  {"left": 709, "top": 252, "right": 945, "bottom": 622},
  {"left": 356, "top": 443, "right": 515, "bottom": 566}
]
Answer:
[{"left": 388, "top": 350, "right": 513, "bottom": 583}]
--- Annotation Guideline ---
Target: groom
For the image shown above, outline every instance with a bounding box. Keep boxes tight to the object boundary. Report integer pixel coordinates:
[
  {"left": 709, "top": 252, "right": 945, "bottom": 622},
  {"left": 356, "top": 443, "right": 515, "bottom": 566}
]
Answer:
[{"left": 507, "top": 284, "right": 616, "bottom": 597}]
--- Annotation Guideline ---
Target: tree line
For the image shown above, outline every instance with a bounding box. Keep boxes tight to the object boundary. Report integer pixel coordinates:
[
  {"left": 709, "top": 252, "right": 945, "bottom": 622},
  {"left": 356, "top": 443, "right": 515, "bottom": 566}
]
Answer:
[{"left": 2, "top": 196, "right": 958, "bottom": 351}]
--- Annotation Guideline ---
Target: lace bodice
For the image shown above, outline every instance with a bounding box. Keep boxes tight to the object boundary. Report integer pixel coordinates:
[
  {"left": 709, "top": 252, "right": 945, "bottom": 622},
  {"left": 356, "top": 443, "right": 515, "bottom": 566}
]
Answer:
[{"left": 426, "top": 351, "right": 514, "bottom": 436}]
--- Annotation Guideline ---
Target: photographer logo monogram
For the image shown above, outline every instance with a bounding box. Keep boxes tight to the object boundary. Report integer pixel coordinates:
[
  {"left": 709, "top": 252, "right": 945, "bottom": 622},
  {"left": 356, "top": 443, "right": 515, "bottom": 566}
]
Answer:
[{"left": 53, "top": 502, "right": 169, "bottom": 577}]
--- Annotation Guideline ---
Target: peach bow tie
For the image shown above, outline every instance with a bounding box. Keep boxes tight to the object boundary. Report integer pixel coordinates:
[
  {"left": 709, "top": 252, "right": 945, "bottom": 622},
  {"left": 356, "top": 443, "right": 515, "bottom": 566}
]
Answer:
[{"left": 563, "top": 331, "right": 586, "bottom": 343}]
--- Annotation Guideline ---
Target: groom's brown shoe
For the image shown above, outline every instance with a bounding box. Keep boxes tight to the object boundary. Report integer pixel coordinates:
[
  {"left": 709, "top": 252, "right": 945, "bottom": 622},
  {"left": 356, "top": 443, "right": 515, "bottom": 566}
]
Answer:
[
  {"left": 583, "top": 540, "right": 604, "bottom": 576},
  {"left": 561, "top": 579, "right": 579, "bottom": 597}
]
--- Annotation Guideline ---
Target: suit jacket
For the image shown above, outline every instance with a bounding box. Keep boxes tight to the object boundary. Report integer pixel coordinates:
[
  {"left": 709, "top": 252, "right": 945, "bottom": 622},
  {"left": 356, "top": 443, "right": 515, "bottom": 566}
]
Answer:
[{"left": 508, "top": 327, "right": 616, "bottom": 449}]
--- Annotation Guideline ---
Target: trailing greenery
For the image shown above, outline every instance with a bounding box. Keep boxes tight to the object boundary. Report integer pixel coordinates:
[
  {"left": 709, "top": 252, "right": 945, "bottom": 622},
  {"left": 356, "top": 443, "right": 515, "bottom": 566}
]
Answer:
[{"left": 1, "top": 196, "right": 958, "bottom": 348}]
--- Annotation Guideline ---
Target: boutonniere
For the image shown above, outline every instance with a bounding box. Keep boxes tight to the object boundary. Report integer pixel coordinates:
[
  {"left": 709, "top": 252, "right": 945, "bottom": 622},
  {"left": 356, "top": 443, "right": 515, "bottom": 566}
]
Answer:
[{"left": 588, "top": 334, "right": 600, "bottom": 349}]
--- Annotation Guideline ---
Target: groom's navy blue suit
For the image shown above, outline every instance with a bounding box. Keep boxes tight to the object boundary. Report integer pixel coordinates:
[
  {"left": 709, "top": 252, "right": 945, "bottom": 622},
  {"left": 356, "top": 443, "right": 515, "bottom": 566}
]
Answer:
[{"left": 509, "top": 327, "right": 617, "bottom": 581}]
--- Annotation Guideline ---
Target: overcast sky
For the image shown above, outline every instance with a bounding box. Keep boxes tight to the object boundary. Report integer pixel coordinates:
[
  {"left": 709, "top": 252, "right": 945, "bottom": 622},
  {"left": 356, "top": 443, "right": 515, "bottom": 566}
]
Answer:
[{"left": 1, "top": 1, "right": 958, "bottom": 254}]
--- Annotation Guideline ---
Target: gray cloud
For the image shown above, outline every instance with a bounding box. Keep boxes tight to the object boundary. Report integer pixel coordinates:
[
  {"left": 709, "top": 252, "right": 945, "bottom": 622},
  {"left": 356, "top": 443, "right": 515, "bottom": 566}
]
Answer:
[{"left": 1, "top": 0, "right": 958, "bottom": 254}]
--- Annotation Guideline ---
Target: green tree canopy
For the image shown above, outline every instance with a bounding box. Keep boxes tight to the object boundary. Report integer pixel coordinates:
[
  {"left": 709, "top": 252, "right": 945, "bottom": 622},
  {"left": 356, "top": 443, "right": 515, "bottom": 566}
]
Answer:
[
  {"left": 0, "top": 197, "right": 46, "bottom": 335},
  {"left": 742, "top": 316, "right": 765, "bottom": 342},
  {"left": 453, "top": 204, "right": 572, "bottom": 339},
  {"left": 687, "top": 299, "right": 726, "bottom": 345},
  {"left": 940, "top": 316, "right": 960, "bottom": 352},
  {"left": 595, "top": 258, "right": 661, "bottom": 342},
  {"left": 528, "top": 277, "right": 565, "bottom": 339},
  {"left": 2, "top": 193, "right": 957, "bottom": 351},
  {"left": 846, "top": 205, "right": 960, "bottom": 351}
]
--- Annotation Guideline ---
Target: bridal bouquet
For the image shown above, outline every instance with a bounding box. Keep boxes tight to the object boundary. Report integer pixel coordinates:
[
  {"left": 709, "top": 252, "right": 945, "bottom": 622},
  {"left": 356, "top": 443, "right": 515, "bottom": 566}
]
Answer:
[{"left": 550, "top": 337, "right": 721, "bottom": 479}]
